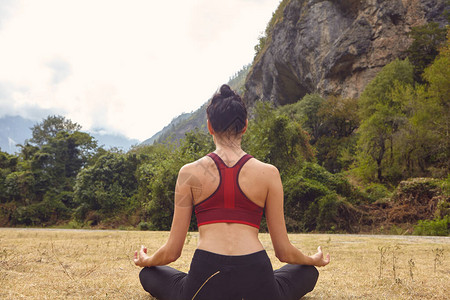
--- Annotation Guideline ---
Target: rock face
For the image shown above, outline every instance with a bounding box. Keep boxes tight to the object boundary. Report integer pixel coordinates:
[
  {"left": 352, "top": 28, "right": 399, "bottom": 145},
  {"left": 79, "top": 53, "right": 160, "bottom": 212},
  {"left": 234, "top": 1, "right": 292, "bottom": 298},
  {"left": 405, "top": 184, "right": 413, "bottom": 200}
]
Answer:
[{"left": 244, "top": 0, "right": 448, "bottom": 106}]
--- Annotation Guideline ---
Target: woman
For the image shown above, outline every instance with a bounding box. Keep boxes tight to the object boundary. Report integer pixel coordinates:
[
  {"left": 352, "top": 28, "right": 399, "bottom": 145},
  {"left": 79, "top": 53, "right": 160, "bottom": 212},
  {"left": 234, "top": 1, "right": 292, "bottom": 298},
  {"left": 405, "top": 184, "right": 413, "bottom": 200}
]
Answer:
[{"left": 134, "top": 84, "right": 330, "bottom": 300}]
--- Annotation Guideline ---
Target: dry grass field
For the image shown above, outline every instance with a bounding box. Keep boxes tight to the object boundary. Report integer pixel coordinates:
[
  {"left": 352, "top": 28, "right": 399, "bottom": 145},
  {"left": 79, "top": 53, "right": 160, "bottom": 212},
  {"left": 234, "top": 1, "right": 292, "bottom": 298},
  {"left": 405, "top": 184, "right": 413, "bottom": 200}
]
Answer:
[{"left": 0, "top": 228, "right": 449, "bottom": 299}]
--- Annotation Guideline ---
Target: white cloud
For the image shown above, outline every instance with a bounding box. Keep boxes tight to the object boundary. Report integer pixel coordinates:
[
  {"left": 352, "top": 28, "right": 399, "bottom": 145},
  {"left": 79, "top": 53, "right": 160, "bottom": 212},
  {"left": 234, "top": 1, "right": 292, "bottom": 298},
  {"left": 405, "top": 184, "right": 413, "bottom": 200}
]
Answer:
[
  {"left": 0, "top": 0, "right": 16, "bottom": 29},
  {"left": 45, "top": 57, "right": 72, "bottom": 85},
  {"left": 0, "top": 0, "right": 280, "bottom": 141}
]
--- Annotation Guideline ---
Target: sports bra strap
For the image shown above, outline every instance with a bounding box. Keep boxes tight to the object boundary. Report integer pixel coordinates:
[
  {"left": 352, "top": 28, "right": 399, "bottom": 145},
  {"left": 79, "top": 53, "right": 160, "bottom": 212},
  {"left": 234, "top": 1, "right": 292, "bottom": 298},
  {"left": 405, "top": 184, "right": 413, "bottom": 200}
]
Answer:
[{"left": 207, "top": 152, "right": 252, "bottom": 170}]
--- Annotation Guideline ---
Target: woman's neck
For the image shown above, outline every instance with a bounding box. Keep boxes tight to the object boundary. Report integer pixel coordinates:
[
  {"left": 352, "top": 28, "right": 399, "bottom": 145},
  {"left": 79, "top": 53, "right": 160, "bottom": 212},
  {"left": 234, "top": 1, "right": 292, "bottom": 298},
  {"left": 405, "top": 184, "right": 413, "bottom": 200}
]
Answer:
[{"left": 213, "top": 135, "right": 245, "bottom": 161}]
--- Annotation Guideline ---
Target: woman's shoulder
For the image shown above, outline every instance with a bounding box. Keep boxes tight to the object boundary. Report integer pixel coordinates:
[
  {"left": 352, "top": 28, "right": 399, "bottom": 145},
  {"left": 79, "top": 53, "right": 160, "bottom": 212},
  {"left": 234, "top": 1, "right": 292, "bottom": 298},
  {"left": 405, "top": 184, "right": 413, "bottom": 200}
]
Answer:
[
  {"left": 179, "top": 154, "right": 280, "bottom": 178},
  {"left": 176, "top": 156, "right": 218, "bottom": 189},
  {"left": 246, "top": 156, "right": 280, "bottom": 177},
  {"left": 179, "top": 155, "right": 216, "bottom": 175}
]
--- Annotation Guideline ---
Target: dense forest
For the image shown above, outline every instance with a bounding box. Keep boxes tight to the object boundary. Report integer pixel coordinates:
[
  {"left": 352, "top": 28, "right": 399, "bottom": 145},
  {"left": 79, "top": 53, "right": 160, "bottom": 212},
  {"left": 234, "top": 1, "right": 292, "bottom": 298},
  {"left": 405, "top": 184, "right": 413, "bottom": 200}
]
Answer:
[{"left": 0, "top": 22, "right": 449, "bottom": 235}]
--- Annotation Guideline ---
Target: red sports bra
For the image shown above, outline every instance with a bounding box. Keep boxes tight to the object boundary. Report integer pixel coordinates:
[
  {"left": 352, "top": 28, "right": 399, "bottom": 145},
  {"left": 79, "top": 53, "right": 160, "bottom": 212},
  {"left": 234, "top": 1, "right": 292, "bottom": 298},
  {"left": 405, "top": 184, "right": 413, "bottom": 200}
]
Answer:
[{"left": 194, "top": 152, "right": 264, "bottom": 229}]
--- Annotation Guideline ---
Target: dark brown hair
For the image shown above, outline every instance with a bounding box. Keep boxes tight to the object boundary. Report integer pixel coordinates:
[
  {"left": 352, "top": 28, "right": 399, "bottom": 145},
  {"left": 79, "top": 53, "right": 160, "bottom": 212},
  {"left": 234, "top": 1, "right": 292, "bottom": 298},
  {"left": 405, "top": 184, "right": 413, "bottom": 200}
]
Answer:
[{"left": 206, "top": 84, "right": 247, "bottom": 136}]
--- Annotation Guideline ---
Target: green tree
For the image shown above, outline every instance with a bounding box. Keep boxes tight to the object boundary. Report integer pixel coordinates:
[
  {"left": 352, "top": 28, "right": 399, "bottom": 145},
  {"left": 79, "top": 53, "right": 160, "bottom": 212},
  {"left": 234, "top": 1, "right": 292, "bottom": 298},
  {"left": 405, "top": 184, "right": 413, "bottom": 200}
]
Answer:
[
  {"left": 244, "top": 101, "right": 314, "bottom": 175},
  {"left": 4, "top": 171, "right": 35, "bottom": 204},
  {"left": 6, "top": 116, "right": 99, "bottom": 225},
  {"left": 387, "top": 84, "right": 429, "bottom": 177},
  {"left": 0, "top": 150, "right": 18, "bottom": 203},
  {"left": 316, "top": 96, "right": 360, "bottom": 172},
  {"left": 74, "top": 151, "right": 139, "bottom": 223},
  {"left": 318, "top": 96, "right": 360, "bottom": 139},
  {"left": 406, "top": 22, "right": 447, "bottom": 82},
  {"left": 354, "top": 31, "right": 449, "bottom": 181},
  {"left": 390, "top": 30, "right": 450, "bottom": 178},
  {"left": 31, "top": 131, "right": 97, "bottom": 191},
  {"left": 279, "top": 94, "right": 359, "bottom": 173},
  {"left": 356, "top": 59, "right": 414, "bottom": 182},
  {"left": 279, "top": 93, "right": 326, "bottom": 144},
  {"left": 30, "top": 115, "right": 82, "bottom": 146},
  {"left": 355, "top": 31, "right": 449, "bottom": 181},
  {"left": 418, "top": 30, "right": 450, "bottom": 173}
]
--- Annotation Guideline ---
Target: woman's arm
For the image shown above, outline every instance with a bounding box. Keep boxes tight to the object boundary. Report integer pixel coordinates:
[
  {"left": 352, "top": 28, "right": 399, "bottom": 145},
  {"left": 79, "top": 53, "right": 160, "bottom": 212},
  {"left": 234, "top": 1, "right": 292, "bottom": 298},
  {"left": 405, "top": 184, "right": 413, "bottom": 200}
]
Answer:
[
  {"left": 265, "top": 165, "right": 330, "bottom": 267},
  {"left": 134, "top": 165, "right": 193, "bottom": 267}
]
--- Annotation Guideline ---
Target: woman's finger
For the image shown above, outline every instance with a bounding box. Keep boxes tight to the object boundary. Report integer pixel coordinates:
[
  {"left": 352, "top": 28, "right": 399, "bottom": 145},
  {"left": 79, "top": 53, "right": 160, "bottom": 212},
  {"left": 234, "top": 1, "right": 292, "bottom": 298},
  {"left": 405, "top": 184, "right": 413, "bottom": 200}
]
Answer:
[{"left": 133, "top": 251, "right": 138, "bottom": 264}]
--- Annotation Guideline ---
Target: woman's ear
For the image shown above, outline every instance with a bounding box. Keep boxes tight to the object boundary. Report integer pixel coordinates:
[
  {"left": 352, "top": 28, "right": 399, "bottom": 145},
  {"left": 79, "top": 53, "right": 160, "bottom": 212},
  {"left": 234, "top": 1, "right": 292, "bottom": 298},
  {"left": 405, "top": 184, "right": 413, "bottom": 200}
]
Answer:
[
  {"left": 207, "top": 119, "right": 215, "bottom": 135},
  {"left": 241, "top": 119, "right": 248, "bottom": 134}
]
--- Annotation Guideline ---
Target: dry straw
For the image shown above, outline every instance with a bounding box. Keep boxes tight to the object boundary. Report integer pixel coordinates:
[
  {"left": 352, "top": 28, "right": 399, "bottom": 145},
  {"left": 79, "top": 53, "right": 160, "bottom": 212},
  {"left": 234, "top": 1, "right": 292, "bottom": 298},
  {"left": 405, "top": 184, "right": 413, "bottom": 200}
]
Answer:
[{"left": 0, "top": 229, "right": 448, "bottom": 299}]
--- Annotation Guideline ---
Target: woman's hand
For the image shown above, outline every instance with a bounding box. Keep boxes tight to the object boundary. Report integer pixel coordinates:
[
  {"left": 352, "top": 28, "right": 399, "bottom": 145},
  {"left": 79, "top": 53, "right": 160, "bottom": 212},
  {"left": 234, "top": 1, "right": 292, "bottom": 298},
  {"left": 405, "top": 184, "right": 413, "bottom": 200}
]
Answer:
[
  {"left": 310, "top": 246, "right": 330, "bottom": 267},
  {"left": 134, "top": 245, "right": 150, "bottom": 267}
]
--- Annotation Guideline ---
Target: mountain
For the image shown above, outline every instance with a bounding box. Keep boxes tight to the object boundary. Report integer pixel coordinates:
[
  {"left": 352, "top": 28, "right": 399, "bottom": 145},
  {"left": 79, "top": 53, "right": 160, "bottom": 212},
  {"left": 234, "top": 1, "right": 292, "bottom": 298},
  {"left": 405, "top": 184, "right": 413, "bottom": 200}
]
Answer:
[
  {"left": 141, "top": 112, "right": 196, "bottom": 145},
  {"left": 88, "top": 129, "right": 140, "bottom": 151},
  {"left": 141, "top": 1, "right": 448, "bottom": 146},
  {"left": 141, "top": 64, "right": 251, "bottom": 145},
  {"left": 0, "top": 115, "right": 139, "bottom": 153},
  {"left": 0, "top": 115, "right": 34, "bottom": 154},
  {"left": 243, "top": 0, "right": 449, "bottom": 106}
]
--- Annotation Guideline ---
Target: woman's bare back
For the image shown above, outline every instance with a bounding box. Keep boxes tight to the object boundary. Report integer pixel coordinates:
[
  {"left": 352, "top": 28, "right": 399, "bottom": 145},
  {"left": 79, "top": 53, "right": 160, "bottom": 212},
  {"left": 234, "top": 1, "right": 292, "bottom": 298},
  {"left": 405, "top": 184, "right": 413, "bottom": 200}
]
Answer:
[{"left": 184, "top": 153, "right": 274, "bottom": 255}]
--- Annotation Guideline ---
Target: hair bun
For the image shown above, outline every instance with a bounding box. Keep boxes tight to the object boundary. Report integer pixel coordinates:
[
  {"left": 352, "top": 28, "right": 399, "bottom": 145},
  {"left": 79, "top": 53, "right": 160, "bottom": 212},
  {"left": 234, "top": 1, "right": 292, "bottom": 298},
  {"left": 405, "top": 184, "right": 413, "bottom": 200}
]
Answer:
[
  {"left": 207, "top": 83, "right": 247, "bottom": 135},
  {"left": 220, "top": 84, "right": 235, "bottom": 98}
]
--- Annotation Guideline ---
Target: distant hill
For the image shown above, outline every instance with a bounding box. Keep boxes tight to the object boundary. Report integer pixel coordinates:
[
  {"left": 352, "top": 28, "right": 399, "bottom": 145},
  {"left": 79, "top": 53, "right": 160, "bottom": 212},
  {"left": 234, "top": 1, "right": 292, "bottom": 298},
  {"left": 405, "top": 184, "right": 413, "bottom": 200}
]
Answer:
[
  {"left": 141, "top": 64, "right": 251, "bottom": 146},
  {"left": 141, "top": 107, "right": 207, "bottom": 146},
  {"left": 88, "top": 129, "right": 140, "bottom": 151},
  {"left": 0, "top": 115, "right": 139, "bottom": 154},
  {"left": 0, "top": 115, "right": 34, "bottom": 154},
  {"left": 141, "top": 112, "right": 195, "bottom": 145}
]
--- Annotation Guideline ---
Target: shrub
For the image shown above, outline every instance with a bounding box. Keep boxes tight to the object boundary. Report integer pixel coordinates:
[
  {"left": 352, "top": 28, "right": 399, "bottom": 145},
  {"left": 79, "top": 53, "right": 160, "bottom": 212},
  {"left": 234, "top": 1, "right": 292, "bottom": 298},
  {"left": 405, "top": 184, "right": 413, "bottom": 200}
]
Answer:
[
  {"left": 284, "top": 176, "right": 328, "bottom": 214},
  {"left": 84, "top": 210, "right": 101, "bottom": 226},
  {"left": 0, "top": 202, "right": 17, "bottom": 226},
  {"left": 363, "top": 183, "right": 391, "bottom": 203},
  {"left": 316, "top": 193, "right": 341, "bottom": 231},
  {"left": 11, "top": 191, "right": 70, "bottom": 225},
  {"left": 395, "top": 178, "right": 439, "bottom": 196},
  {"left": 73, "top": 203, "right": 89, "bottom": 222},
  {"left": 66, "top": 220, "right": 83, "bottom": 229},
  {"left": 435, "top": 196, "right": 450, "bottom": 219},
  {"left": 282, "top": 161, "right": 365, "bottom": 232},
  {"left": 440, "top": 174, "right": 450, "bottom": 196},
  {"left": 301, "top": 163, "right": 353, "bottom": 197},
  {"left": 413, "top": 216, "right": 449, "bottom": 236},
  {"left": 137, "top": 221, "right": 151, "bottom": 231}
]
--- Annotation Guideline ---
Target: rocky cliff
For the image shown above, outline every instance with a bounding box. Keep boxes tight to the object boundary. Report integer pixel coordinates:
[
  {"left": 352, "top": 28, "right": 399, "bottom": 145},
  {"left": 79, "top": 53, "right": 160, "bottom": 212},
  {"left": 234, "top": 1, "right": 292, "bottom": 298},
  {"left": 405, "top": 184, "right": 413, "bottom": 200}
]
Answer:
[{"left": 244, "top": 0, "right": 448, "bottom": 106}]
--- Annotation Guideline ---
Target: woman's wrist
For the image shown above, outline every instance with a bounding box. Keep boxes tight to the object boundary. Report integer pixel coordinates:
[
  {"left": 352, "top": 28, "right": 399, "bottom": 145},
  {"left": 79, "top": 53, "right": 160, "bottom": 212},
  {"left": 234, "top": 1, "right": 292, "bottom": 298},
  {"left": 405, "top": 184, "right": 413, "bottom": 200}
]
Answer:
[
  {"left": 303, "top": 255, "right": 315, "bottom": 265},
  {"left": 143, "top": 256, "right": 153, "bottom": 267}
]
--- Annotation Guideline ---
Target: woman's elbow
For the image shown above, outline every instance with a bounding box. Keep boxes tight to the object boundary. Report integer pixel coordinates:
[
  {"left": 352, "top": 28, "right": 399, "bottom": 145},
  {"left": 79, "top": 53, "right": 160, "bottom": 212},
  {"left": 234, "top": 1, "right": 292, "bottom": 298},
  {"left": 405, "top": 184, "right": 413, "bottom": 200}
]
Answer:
[
  {"left": 166, "top": 249, "right": 182, "bottom": 263},
  {"left": 275, "top": 243, "right": 297, "bottom": 263},
  {"left": 275, "top": 250, "right": 290, "bottom": 263},
  {"left": 161, "top": 243, "right": 182, "bottom": 264}
]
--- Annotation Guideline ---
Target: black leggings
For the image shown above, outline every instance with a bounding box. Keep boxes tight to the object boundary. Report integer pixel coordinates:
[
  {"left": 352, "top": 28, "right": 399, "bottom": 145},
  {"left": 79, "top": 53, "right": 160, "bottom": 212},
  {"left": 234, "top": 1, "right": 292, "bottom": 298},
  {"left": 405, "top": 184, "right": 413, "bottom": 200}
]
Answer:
[{"left": 139, "top": 249, "right": 318, "bottom": 300}]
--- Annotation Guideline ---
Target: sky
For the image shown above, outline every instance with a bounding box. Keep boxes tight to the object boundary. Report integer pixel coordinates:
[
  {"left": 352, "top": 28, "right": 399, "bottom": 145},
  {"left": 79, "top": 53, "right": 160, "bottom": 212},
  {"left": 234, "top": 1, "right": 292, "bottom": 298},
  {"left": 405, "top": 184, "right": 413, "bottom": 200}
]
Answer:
[{"left": 0, "top": 0, "right": 281, "bottom": 141}]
